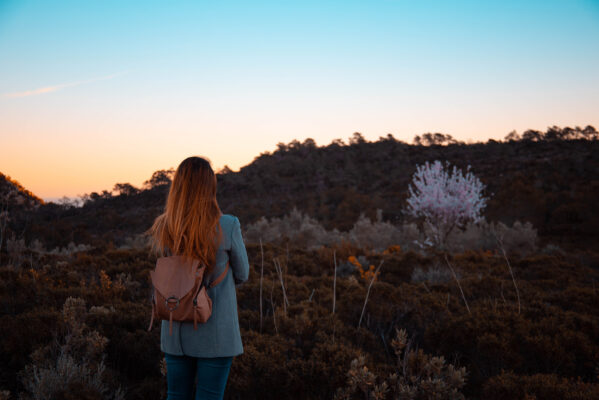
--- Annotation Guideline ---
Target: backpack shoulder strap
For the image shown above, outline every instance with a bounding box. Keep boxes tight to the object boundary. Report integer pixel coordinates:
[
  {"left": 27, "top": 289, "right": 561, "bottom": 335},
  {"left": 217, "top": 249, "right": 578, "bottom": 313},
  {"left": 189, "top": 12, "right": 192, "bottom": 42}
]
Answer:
[{"left": 208, "top": 261, "right": 230, "bottom": 288}]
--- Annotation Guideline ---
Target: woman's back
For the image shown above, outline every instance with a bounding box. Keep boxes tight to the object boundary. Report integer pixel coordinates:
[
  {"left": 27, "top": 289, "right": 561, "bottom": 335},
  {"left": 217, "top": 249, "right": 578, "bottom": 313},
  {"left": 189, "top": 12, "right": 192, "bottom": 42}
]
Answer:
[
  {"left": 147, "top": 156, "right": 249, "bottom": 399},
  {"left": 160, "top": 213, "right": 250, "bottom": 357}
]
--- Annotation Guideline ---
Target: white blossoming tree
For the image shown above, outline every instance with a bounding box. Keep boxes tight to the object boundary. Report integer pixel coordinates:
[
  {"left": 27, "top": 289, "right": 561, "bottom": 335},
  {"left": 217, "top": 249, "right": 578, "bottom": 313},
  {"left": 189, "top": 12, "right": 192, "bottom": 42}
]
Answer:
[{"left": 404, "top": 160, "right": 488, "bottom": 250}]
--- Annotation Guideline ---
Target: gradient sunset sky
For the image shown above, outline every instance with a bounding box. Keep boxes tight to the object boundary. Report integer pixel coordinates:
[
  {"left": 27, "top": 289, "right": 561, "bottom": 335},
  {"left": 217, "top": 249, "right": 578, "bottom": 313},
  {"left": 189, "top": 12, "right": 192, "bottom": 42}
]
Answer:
[{"left": 1, "top": 0, "right": 598, "bottom": 202}]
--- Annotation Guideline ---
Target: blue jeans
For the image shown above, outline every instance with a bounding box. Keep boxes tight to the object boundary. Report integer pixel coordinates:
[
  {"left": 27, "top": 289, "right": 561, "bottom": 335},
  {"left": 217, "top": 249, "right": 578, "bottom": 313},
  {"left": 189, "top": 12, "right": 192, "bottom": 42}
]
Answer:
[{"left": 164, "top": 352, "right": 234, "bottom": 400}]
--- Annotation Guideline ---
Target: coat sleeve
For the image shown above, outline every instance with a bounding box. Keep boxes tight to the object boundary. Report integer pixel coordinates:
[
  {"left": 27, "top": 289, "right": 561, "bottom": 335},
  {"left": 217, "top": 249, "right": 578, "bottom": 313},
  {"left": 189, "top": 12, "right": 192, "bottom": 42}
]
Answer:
[{"left": 230, "top": 216, "right": 250, "bottom": 285}]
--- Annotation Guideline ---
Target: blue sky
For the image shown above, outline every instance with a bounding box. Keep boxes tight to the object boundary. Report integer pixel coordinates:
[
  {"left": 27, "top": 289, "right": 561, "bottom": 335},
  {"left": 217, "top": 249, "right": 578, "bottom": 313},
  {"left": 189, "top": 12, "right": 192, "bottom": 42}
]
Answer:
[{"left": 1, "top": 0, "right": 598, "bottom": 200}]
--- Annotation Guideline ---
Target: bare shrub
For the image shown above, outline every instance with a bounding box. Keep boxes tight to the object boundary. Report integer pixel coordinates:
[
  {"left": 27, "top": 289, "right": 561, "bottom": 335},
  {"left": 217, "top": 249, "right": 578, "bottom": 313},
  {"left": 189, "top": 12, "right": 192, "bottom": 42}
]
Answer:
[
  {"left": 334, "top": 327, "right": 467, "bottom": 399},
  {"left": 243, "top": 216, "right": 280, "bottom": 244},
  {"left": 540, "top": 243, "right": 565, "bottom": 256},
  {"left": 444, "top": 218, "right": 538, "bottom": 257},
  {"left": 395, "top": 222, "right": 426, "bottom": 252},
  {"left": 18, "top": 297, "right": 125, "bottom": 400},
  {"left": 244, "top": 210, "right": 537, "bottom": 258},
  {"left": 113, "top": 272, "right": 141, "bottom": 298},
  {"left": 491, "top": 220, "right": 538, "bottom": 257},
  {"left": 446, "top": 219, "right": 497, "bottom": 253},
  {"left": 6, "top": 235, "right": 25, "bottom": 267},
  {"left": 244, "top": 207, "right": 343, "bottom": 249},
  {"left": 348, "top": 213, "right": 402, "bottom": 252},
  {"left": 118, "top": 234, "right": 149, "bottom": 250},
  {"left": 48, "top": 242, "right": 93, "bottom": 256},
  {"left": 28, "top": 239, "right": 46, "bottom": 254},
  {"left": 20, "top": 349, "right": 108, "bottom": 400},
  {"left": 244, "top": 210, "right": 426, "bottom": 253},
  {"left": 89, "top": 306, "right": 114, "bottom": 316}
]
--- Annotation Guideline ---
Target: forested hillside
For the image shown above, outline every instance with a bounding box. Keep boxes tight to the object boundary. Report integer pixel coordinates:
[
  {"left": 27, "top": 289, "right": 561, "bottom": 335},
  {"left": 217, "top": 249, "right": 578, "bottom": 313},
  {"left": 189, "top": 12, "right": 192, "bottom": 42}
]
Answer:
[{"left": 1, "top": 125, "right": 597, "bottom": 252}]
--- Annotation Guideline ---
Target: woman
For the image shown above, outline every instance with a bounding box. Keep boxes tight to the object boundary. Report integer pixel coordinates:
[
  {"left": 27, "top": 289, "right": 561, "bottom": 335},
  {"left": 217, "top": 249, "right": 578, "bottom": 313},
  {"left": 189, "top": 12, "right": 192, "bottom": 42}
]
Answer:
[{"left": 148, "top": 156, "right": 250, "bottom": 400}]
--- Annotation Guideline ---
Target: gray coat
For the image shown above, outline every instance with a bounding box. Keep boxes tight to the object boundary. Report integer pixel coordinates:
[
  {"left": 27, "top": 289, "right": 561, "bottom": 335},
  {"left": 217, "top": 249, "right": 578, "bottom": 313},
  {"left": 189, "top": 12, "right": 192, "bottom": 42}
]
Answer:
[{"left": 160, "top": 214, "right": 250, "bottom": 358}]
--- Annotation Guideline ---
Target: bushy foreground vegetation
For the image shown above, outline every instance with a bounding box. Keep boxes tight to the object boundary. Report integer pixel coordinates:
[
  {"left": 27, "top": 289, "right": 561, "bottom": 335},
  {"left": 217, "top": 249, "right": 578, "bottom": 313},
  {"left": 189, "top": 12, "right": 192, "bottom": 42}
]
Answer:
[
  {"left": 1, "top": 237, "right": 597, "bottom": 399},
  {"left": 1, "top": 129, "right": 597, "bottom": 399}
]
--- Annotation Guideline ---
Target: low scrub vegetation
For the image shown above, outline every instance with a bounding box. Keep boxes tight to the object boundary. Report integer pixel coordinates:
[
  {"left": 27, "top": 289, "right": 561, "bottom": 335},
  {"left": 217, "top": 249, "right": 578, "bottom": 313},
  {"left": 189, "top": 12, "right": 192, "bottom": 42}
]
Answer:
[
  {"left": 1, "top": 229, "right": 597, "bottom": 399},
  {"left": 243, "top": 208, "right": 539, "bottom": 257}
]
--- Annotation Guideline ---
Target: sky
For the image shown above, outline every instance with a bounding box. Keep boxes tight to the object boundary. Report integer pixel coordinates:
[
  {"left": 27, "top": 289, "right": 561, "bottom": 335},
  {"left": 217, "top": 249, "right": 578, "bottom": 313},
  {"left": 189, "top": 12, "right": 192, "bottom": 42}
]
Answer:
[{"left": 1, "top": 0, "right": 598, "bottom": 202}]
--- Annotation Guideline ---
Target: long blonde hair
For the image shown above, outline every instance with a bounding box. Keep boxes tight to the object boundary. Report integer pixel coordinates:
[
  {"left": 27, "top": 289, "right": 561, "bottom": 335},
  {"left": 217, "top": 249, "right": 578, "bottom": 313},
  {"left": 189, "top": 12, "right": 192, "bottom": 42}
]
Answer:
[{"left": 147, "top": 156, "right": 223, "bottom": 275}]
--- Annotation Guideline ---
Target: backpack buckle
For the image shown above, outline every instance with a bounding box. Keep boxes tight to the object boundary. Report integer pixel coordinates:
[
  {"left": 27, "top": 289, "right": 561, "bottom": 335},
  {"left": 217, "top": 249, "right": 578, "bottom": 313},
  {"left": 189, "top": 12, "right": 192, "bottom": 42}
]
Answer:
[{"left": 165, "top": 296, "right": 180, "bottom": 311}]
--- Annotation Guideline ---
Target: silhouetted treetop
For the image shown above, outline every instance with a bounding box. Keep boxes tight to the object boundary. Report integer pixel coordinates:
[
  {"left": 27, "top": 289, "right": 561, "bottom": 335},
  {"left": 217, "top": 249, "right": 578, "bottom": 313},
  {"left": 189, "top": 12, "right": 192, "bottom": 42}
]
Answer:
[
  {"left": 113, "top": 183, "right": 140, "bottom": 196},
  {"left": 412, "top": 132, "right": 464, "bottom": 146},
  {"left": 143, "top": 168, "right": 175, "bottom": 189},
  {"left": 507, "top": 125, "right": 597, "bottom": 142}
]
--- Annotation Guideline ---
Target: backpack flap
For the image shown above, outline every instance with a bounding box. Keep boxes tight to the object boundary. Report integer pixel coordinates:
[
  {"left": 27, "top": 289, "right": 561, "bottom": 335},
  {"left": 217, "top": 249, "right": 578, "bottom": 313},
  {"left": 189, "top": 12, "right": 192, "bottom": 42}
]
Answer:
[{"left": 150, "top": 255, "right": 201, "bottom": 301}]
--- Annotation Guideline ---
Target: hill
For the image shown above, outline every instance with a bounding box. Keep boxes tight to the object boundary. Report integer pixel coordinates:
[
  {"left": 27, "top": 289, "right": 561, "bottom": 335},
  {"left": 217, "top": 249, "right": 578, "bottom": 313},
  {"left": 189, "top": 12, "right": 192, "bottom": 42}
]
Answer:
[
  {"left": 1, "top": 125, "right": 598, "bottom": 252},
  {"left": 0, "top": 173, "right": 44, "bottom": 210}
]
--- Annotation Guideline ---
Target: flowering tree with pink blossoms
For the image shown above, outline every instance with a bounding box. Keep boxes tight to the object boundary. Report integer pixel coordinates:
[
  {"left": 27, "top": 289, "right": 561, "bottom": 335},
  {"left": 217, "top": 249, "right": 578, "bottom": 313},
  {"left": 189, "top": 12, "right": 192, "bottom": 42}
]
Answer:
[{"left": 404, "top": 160, "right": 488, "bottom": 250}]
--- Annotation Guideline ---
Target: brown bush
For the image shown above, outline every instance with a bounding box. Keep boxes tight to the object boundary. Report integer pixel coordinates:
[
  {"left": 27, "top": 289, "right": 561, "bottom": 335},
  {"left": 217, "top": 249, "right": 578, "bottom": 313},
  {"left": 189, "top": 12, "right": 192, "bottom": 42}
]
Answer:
[
  {"left": 1, "top": 244, "right": 598, "bottom": 399},
  {"left": 482, "top": 370, "right": 599, "bottom": 400}
]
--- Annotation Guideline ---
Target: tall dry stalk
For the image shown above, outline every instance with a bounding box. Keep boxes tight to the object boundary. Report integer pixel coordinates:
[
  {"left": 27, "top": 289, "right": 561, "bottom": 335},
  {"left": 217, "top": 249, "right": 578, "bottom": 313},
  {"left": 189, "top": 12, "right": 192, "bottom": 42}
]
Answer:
[
  {"left": 285, "top": 242, "right": 289, "bottom": 289},
  {"left": 358, "top": 259, "right": 384, "bottom": 328},
  {"left": 492, "top": 228, "right": 521, "bottom": 314},
  {"left": 499, "top": 242, "right": 521, "bottom": 314},
  {"left": 332, "top": 250, "right": 337, "bottom": 315},
  {"left": 332, "top": 250, "right": 337, "bottom": 344},
  {"left": 443, "top": 253, "right": 471, "bottom": 314},
  {"left": 273, "top": 258, "right": 289, "bottom": 315},
  {"left": 259, "top": 238, "right": 264, "bottom": 333},
  {"left": 270, "top": 275, "right": 278, "bottom": 335}
]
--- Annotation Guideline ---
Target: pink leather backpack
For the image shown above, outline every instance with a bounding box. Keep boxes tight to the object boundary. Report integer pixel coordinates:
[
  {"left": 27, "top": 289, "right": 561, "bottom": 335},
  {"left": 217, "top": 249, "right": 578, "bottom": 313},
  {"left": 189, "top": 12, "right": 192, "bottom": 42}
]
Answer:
[{"left": 147, "top": 255, "right": 229, "bottom": 335}]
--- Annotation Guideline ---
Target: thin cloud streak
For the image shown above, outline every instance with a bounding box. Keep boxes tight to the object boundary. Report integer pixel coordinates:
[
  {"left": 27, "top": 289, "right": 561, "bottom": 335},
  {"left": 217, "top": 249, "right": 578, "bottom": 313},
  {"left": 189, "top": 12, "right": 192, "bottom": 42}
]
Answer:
[{"left": 3, "top": 71, "right": 127, "bottom": 98}]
